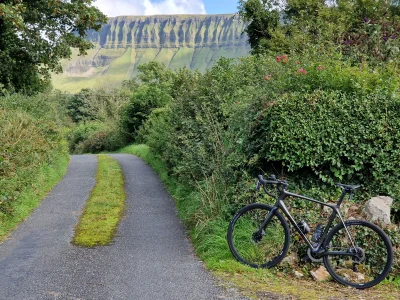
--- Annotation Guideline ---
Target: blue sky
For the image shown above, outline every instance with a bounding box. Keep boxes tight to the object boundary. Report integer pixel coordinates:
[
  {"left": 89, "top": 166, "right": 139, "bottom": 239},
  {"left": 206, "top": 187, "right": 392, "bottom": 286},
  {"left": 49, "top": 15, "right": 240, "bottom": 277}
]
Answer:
[
  {"left": 203, "top": 0, "right": 239, "bottom": 14},
  {"left": 94, "top": 0, "right": 239, "bottom": 17}
]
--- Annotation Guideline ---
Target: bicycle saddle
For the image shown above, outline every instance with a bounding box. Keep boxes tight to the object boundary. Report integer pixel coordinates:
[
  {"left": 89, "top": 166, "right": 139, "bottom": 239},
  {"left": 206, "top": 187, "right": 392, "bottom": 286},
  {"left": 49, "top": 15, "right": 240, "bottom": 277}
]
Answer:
[{"left": 336, "top": 183, "right": 360, "bottom": 191}]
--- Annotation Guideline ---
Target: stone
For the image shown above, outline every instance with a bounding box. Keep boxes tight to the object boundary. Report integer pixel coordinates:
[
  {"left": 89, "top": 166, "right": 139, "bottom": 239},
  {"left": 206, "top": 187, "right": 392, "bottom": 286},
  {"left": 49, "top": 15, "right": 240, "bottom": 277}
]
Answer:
[
  {"left": 310, "top": 266, "right": 330, "bottom": 282},
  {"left": 357, "top": 273, "right": 365, "bottom": 281},
  {"left": 364, "top": 196, "right": 393, "bottom": 226},
  {"left": 294, "top": 270, "right": 304, "bottom": 278},
  {"left": 281, "top": 253, "right": 298, "bottom": 266}
]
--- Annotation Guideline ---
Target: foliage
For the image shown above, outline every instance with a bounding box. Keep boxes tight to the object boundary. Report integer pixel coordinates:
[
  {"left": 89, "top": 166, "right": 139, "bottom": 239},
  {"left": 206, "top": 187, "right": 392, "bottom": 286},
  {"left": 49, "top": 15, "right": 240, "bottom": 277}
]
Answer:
[
  {"left": 248, "top": 90, "right": 400, "bottom": 188},
  {"left": 120, "top": 80, "right": 172, "bottom": 141},
  {"left": 135, "top": 54, "right": 400, "bottom": 241},
  {"left": 0, "top": 153, "right": 69, "bottom": 241},
  {"left": 136, "top": 107, "right": 171, "bottom": 151},
  {"left": 67, "top": 121, "right": 125, "bottom": 154},
  {"left": 64, "top": 86, "right": 132, "bottom": 153},
  {"left": 66, "top": 89, "right": 97, "bottom": 123},
  {"left": 66, "top": 86, "right": 131, "bottom": 124},
  {"left": 238, "top": 0, "right": 400, "bottom": 65},
  {"left": 67, "top": 121, "right": 107, "bottom": 152},
  {"left": 120, "top": 63, "right": 175, "bottom": 143},
  {"left": 238, "top": 0, "right": 281, "bottom": 55},
  {"left": 0, "top": 0, "right": 106, "bottom": 94},
  {"left": 0, "top": 91, "right": 70, "bottom": 124},
  {"left": 0, "top": 109, "right": 68, "bottom": 214}
]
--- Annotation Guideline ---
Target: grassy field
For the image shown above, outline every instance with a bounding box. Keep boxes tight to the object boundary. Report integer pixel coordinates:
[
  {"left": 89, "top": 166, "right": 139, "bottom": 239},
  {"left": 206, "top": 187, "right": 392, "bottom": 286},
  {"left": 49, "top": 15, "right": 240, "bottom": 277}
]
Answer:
[{"left": 52, "top": 45, "right": 250, "bottom": 93}]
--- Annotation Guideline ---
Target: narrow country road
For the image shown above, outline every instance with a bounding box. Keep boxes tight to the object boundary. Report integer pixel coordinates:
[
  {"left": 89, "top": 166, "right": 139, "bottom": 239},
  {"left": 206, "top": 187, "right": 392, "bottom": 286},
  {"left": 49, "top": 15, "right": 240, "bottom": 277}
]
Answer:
[{"left": 0, "top": 154, "right": 242, "bottom": 300}]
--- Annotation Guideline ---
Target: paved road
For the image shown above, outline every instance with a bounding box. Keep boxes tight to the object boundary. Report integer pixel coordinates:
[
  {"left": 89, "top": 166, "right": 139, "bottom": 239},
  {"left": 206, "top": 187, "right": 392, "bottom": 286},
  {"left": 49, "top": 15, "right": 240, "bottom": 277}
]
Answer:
[{"left": 0, "top": 154, "right": 241, "bottom": 300}]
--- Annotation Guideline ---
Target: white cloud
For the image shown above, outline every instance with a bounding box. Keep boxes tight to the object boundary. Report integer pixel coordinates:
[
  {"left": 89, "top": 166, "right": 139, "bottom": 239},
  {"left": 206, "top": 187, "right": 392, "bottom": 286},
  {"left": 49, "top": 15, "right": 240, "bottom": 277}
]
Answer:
[{"left": 94, "top": 0, "right": 206, "bottom": 17}]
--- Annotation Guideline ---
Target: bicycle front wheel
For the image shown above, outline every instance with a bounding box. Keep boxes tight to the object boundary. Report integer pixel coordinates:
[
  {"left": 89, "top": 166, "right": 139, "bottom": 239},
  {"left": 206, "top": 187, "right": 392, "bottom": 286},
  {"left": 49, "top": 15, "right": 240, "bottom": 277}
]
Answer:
[
  {"left": 323, "top": 220, "right": 393, "bottom": 289},
  {"left": 227, "top": 203, "right": 290, "bottom": 268}
]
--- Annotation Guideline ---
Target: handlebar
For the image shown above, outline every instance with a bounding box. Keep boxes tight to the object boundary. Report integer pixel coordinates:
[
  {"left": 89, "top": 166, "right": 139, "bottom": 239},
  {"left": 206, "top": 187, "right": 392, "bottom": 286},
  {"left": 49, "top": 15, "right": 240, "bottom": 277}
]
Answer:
[{"left": 256, "top": 174, "right": 289, "bottom": 197}]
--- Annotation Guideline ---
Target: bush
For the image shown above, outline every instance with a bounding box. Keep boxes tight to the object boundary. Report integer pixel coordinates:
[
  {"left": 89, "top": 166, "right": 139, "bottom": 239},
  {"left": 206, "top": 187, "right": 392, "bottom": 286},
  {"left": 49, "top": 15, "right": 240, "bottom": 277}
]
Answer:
[
  {"left": 68, "top": 121, "right": 125, "bottom": 154},
  {"left": 66, "top": 87, "right": 131, "bottom": 124},
  {"left": 67, "top": 121, "right": 108, "bottom": 153},
  {"left": 0, "top": 109, "right": 67, "bottom": 214},
  {"left": 120, "top": 85, "right": 172, "bottom": 141},
  {"left": 123, "top": 55, "right": 400, "bottom": 282},
  {"left": 137, "top": 106, "right": 171, "bottom": 151},
  {"left": 0, "top": 91, "right": 70, "bottom": 124}
]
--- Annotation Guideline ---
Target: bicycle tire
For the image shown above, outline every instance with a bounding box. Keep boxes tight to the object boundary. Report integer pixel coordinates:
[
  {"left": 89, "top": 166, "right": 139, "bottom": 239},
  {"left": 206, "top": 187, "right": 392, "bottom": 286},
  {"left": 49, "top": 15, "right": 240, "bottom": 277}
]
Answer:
[
  {"left": 323, "top": 220, "right": 393, "bottom": 289},
  {"left": 227, "top": 203, "right": 290, "bottom": 268}
]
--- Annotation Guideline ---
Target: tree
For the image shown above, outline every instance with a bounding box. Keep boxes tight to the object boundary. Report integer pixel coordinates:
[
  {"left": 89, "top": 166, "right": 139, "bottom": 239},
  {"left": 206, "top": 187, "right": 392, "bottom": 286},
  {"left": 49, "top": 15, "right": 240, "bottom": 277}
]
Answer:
[
  {"left": 238, "top": 0, "right": 400, "bottom": 63},
  {"left": 0, "top": 0, "right": 107, "bottom": 94},
  {"left": 238, "top": 0, "right": 281, "bottom": 54}
]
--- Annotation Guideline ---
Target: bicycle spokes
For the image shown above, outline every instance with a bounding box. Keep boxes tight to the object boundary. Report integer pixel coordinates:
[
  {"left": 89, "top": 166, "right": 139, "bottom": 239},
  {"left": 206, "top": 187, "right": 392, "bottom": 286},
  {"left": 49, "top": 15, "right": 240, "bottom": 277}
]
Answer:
[
  {"left": 324, "top": 221, "right": 392, "bottom": 288},
  {"left": 227, "top": 204, "right": 290, "bottom": 268}
]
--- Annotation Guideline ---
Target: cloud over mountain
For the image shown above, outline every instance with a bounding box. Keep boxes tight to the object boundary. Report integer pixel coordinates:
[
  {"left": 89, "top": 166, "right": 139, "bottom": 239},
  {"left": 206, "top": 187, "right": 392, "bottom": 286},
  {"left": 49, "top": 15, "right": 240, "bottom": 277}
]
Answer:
[{"left": 94, "top": 0, "right": 206, "bottom": 17}]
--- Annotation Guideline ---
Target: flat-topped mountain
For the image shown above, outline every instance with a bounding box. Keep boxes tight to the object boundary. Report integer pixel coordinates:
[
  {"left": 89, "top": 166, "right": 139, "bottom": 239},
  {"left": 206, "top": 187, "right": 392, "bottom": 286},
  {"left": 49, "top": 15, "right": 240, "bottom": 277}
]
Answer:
[{"left": 52, "top": 14, "right": 250, "bottom": 93}]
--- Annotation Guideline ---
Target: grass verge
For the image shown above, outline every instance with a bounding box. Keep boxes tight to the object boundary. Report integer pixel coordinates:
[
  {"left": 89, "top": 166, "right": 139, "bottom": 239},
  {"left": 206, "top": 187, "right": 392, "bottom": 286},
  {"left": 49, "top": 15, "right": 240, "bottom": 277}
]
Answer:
[
  {"left": 118, "top": 144, "right": 400, "bottom": 299},
  {"left": 0, "top": 154, "right": 70, "bottom": 241},
  {"left": 73, "top": 154, "right": 126, "bottom": 247}
]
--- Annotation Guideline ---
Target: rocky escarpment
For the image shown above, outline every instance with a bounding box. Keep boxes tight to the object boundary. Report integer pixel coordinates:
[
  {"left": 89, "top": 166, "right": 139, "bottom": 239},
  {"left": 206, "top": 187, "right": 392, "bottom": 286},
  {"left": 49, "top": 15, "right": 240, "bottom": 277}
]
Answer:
[
  {"left": 88, "top": 14, "right": 248, "bottom": 49},
  {"left": 53, "top": 14, "right": 250, "bottom": 92}
]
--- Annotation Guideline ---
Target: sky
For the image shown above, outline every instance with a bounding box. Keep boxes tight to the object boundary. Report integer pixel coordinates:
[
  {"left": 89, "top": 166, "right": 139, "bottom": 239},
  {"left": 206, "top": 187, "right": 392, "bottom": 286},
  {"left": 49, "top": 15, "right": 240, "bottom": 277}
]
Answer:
[{"left": 94, "top": 0, "right": 239, "bottom": 17}]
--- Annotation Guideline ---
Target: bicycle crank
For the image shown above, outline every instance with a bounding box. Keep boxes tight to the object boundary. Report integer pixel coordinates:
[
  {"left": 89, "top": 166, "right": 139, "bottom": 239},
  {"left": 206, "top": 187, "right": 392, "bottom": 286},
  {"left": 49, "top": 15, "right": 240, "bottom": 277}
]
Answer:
[{"left": 307, "top": 247, "right": 323, "bottom": 263}]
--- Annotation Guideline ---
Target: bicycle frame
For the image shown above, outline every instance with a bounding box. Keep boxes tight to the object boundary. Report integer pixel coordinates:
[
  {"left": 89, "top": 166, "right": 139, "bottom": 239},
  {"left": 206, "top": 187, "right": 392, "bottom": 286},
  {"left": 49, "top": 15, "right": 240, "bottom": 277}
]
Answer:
[{"left": 259, "top": 185, "right": 357, "bottom": 256}]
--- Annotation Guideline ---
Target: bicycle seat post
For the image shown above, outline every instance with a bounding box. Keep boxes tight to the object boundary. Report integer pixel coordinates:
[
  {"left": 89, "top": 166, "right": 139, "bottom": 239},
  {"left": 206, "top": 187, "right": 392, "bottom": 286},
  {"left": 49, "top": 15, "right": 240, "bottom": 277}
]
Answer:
[{"left": 336, "top": 188, "right": 349, "bottom": 208}]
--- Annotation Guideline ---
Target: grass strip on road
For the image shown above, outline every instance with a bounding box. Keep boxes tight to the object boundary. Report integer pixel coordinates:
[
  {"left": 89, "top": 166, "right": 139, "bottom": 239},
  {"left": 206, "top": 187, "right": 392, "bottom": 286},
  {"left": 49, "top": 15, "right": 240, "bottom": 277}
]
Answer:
[{"left": 73, "top": 155, "right": 126, "bottom": 247}]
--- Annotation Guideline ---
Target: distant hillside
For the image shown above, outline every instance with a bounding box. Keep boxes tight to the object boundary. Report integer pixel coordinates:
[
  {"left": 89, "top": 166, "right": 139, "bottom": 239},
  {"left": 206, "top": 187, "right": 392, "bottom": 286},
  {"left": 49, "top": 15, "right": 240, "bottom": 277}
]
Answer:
[{"left": 52, "top": 14, "right": 250, "bottom": 93}]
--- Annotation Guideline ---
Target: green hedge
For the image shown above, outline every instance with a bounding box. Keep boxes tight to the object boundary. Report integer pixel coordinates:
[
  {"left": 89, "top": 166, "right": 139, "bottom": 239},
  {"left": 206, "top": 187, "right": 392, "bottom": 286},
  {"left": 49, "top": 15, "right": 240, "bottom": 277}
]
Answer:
[
  {"left": 136, "top": 55, "right": 400, "bottom": 214},
  {"left": 247, "top": 89, "right": 400, "bottom": 204},
  {"left": 0, "top": 109, "right": 68, "bottom": 214}
]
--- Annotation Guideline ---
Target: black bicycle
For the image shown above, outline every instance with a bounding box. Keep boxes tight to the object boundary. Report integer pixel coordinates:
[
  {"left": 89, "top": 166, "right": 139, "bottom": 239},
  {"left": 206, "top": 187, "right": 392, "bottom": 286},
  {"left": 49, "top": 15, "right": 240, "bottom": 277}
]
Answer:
[{"left": 227, "top": 174, "right": 393, "bottom": 289}]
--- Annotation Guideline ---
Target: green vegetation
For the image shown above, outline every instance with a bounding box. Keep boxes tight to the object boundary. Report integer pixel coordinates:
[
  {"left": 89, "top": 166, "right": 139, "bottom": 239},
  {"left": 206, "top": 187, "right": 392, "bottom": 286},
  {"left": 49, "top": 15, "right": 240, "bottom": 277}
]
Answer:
[
  {"left": 68, "top": 49, "right": 399, "bottom": 286},
  {"left": 51, "top": 14, "right": 250, "bottom": 92},
  {"left": 65, "top": 86, "right": 132, "bottom": 154},
  {"left": 0, "top": 154, "right": 69, "bottom": 241},
  {"left": 120, "top": 144, "right": 400, "bottom": 299},
  {"left": 73, "top": 155, "right": 126, "bottom": 247},
  {"left": 0, "top": 0, "right": 106, "bottom": 94},
  {"left": 239, "top": 0, "right": 400, "bottom": 65},
  {"left": 0, "top": 93, "right": 70, "bottom": 240},
  {"left": 2, "top": 1, "right": 400, "bottom": 297}
]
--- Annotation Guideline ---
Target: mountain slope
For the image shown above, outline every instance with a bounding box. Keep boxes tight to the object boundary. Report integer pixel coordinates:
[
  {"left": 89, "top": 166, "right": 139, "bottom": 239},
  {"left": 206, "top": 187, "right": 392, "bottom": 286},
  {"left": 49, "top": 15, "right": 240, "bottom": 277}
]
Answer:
[{"left": 52, "top": 14, "right": 250, "bottom": 93}]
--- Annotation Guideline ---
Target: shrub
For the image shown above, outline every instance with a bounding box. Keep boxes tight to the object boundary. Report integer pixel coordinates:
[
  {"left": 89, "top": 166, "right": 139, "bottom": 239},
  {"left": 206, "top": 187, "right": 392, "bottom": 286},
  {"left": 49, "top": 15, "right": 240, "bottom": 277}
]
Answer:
[
  {"left": 0, "top": 109, "right": 67, "bottom": 214},
  {"left": 67, "top": 121, "right": 108, "bottom": 153},
  {"left": 68, "top": 121, "right": 126, "bottom": 154},
  {"left": 120, "top": 85, "right": 172, "bottom": 141},
  {"left": 245, "top": 88, "right": 400, "bottom": 207},
  {"left": 66, "top": 87, "right": 131, "bottom": 124},
  {"left": 137, "top": 106, "right": 171, "bottom": 151},
  {"left": 0, "top": 91, "right": 70, "bottom": 124}
]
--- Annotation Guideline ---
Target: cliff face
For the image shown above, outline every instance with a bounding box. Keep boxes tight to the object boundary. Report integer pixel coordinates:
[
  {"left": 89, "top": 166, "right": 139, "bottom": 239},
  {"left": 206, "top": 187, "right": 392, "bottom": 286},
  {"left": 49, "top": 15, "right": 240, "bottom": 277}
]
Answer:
[
  {"left": 53, "top": 14, "right": 250, "bottom": 92},
  {"left": 90, "top": 14, "right": 248, "bottom": 48}
]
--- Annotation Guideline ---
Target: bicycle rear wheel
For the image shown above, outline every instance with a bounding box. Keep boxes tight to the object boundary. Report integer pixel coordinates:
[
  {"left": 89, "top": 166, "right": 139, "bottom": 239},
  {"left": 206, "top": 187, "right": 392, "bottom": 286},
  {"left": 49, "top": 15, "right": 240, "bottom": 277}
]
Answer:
[
  {"left": 227, "top": 203, "right": 290, "bottom": 268},
  {"left": 323, "top": 220, "right": 393, "bottom": 289}
]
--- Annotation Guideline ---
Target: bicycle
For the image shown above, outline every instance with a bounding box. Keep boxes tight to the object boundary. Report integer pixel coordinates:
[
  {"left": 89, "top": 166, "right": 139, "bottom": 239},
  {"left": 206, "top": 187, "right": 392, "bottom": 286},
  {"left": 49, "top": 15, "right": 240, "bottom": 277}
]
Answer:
[{"left": 227, "top": 174, "right": 393, "bottom": 289}]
